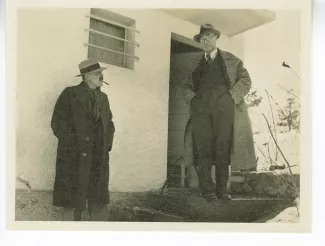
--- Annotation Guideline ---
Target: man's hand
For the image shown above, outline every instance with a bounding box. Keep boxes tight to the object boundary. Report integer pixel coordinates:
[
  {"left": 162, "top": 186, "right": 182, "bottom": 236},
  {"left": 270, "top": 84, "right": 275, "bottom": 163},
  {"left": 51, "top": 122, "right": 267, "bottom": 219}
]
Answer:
[{"left": 182, "top": 76, "right": 196, "bottom": 105}]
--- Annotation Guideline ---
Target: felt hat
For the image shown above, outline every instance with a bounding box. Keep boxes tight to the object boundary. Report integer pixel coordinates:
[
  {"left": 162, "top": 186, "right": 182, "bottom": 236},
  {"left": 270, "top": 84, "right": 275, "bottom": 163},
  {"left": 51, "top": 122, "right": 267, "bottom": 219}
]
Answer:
[
  {"left": 76, "top": 59, "right": 107, "bottom": 77},
  {"left": 193, "top": 24, "right": 221, "bottom": 43}
]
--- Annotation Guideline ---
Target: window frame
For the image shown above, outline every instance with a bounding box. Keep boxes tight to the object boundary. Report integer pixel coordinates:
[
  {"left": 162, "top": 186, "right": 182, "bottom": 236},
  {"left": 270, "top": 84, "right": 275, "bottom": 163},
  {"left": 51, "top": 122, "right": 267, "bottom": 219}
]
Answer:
[{"left": 84, "top": 9, "right": 139, "bottom": 70}]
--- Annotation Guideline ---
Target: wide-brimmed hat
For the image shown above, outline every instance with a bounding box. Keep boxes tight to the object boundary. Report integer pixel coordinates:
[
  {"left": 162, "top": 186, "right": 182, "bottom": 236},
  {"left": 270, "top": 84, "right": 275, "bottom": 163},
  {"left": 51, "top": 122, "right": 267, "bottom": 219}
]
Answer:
[
  {"left": 76, "top": 59, "right": 107, "bottom": 77},
  {"left": 193, "top": 24, "right": 221, "bottom": 43}
]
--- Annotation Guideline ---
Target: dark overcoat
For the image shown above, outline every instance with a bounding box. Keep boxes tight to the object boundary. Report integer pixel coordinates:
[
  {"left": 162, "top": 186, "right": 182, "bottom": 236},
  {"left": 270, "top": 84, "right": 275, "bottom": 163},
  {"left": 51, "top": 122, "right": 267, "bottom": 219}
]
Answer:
[
  {"left": 51, "top": 82, "right": 115, "bottom": 208},
  {"left": 183, "top": 49, "right": 257, "bottom": 171}
]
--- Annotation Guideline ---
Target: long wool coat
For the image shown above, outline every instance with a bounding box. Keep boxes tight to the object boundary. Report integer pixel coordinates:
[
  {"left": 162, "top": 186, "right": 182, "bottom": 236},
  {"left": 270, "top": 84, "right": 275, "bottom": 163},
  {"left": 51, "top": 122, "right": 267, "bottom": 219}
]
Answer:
[
  {"left": 183, "top": 49, "right": 257, "bottom": 171},
  {"left": 51, "top": 82, "right": 115, "bottom": 208}
]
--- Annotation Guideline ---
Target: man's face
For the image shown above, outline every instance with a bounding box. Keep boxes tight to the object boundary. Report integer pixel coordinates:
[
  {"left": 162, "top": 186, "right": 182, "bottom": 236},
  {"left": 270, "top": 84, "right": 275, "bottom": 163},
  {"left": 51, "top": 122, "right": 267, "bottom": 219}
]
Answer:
[
  {"left": 85, "top": 71, "right": 104, "bottom": 89},
  {"left": 199, "top": 32, "right": 218, "bottom": 53}
]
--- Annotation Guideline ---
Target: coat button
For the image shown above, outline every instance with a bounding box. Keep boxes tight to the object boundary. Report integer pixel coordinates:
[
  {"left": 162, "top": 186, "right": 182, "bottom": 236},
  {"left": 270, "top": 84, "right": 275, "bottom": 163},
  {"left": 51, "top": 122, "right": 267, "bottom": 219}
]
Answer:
[
  {"left": 82, "top": 153, "right": 87, "bottom": 157},
  {"left": 86, "top": 137, "right": 90, "bottom": 141}
]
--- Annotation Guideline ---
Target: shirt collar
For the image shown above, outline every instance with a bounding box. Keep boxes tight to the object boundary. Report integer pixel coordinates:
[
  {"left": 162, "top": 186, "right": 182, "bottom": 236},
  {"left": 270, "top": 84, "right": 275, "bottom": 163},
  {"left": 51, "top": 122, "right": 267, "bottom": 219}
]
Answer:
[{"left": 205, "top": 48, "right": 218, "bottom": 61}]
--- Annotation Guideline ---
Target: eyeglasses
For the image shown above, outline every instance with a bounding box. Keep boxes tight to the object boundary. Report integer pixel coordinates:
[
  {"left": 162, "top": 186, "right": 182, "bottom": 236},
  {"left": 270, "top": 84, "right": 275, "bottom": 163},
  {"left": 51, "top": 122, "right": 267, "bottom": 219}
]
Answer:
[{"left": 199, "top": 34, "right": 217, "bottom": 44}]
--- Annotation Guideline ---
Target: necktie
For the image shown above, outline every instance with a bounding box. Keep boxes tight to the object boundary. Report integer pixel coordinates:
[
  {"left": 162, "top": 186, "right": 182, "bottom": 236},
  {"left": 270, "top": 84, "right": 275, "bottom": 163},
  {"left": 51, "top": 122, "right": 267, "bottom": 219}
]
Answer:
[{"left": 206, "top": 53, "right": 213, "bottom": 64}]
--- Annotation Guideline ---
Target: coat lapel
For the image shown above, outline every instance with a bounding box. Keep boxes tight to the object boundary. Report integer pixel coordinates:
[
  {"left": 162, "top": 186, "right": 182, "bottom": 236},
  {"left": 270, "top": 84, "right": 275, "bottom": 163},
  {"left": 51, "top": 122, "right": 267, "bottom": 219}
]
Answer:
[
  {"left": 219, "top": 49, "right": 239, "bottom": 88},
  {"left": 74, "top": 82, "right": 108, "bottom": 132},
  {"left": 192, "top": 55, "right": 206, "bottom": 90},
  {"left": 74, "top": 82, "right": 92, "bottom": 119},
  {"left": 99, "top": 92, "right": 108, "bottom": 134},
  {"left": 192, "top": 50, "right": 236, "bottom": 88}
]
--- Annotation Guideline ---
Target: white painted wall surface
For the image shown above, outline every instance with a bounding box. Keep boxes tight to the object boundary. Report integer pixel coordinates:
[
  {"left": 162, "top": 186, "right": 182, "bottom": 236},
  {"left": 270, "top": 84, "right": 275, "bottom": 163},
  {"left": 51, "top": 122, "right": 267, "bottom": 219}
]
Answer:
[{"left": 242, "top": 10, "right": 301, "bottom": 132}]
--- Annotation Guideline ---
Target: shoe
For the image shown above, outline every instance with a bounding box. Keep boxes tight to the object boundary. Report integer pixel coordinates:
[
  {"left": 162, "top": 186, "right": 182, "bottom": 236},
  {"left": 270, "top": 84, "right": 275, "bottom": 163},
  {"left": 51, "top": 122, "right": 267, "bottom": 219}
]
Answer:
[
  {"left": 202, "top": 193, "right": 218, "bottom": 202},
  {"left": 217, "top": 194, "right": 232, "bottom": 200}
]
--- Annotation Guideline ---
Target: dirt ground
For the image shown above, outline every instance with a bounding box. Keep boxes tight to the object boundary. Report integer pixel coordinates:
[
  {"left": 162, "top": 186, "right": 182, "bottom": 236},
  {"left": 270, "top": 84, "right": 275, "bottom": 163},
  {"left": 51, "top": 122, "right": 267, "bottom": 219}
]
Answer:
[{"left": 15, "top": 190, "right": 298, "bottom": 222}]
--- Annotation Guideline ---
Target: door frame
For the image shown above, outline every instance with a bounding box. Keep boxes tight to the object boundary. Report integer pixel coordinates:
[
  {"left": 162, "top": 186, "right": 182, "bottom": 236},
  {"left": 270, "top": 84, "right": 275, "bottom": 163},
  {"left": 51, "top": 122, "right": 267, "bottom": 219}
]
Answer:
[
  {"left": 171, "top": 32, "right": 203, "bottom": 51},
  {"left": 166, "top": 32, "right": 203, "bottom": 188}
]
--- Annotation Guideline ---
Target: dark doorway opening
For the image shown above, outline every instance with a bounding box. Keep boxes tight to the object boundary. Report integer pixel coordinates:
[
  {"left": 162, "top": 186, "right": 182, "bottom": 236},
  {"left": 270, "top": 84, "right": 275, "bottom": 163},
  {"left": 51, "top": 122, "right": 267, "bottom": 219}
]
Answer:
[{"left": 166, "top": 33, "right": 203, "bottom": 188}]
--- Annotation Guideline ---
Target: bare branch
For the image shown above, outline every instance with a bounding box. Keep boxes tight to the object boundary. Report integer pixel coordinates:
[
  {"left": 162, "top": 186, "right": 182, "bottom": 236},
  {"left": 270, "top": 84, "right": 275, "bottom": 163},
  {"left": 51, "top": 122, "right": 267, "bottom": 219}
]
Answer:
[
  {"left": 265, "top": 90, "right": 279, "bottom": 161},
  {"left": 278, "top": 84, "right": 300, "bottom": 100},
  {"left": 254, "top": 141, "right": 270, "bottom": 166},
  {"left": 267, "top": 92, "right": 300, "bottom": 132},
  {"left": 262, "top": 114, "right": 299, "bottom": 195}
]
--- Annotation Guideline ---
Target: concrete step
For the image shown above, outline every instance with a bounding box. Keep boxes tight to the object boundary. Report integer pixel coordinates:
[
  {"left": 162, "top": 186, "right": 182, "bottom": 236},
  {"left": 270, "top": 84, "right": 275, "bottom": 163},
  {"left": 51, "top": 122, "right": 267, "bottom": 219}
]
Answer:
[{"left": 145, "top": 191, "right": 292, "bottom": 223}]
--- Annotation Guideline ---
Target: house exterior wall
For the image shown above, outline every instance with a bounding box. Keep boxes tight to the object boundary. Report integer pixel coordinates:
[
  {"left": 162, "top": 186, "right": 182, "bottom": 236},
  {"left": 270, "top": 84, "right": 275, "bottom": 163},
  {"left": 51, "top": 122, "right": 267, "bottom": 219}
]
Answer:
[
  {"left": 16, "top": 9, "right": 300, "bottom": 192},
  {"left": 16, "top": 8, "right": 242, "bottom": 191},
  {"left": 240, "top": 10, "right": 301, "bottom": 133}
]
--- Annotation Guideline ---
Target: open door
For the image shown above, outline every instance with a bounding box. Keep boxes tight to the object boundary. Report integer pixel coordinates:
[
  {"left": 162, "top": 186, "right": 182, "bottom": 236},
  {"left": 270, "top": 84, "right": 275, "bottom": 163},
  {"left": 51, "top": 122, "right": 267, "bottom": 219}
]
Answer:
[{"left": 166, "top": 33, "right": 203, "bottom": 188}]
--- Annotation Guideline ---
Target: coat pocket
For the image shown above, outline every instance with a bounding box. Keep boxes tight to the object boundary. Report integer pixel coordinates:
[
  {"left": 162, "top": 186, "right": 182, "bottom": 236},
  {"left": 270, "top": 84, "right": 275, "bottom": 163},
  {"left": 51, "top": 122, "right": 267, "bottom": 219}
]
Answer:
[{"left": 104, "top": 131, "right": 114, "bottom": 152}]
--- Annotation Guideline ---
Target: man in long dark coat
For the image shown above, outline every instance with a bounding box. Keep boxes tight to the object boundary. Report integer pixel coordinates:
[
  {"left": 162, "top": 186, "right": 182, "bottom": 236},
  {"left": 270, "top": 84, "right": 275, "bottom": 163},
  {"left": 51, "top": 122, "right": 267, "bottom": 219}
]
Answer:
[
  {"left": 183, "top": 24, "right": 256, "bottom": 201},
  {"left": 51, "top": 59, "right": 115, "bottom": 221}
]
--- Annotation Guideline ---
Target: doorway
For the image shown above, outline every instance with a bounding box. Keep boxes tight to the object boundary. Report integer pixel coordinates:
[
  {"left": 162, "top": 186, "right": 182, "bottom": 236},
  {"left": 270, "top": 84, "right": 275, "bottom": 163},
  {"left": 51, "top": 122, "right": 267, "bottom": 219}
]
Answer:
[{"left": 166, "top": 33, "right": 203, "bottom": 188}]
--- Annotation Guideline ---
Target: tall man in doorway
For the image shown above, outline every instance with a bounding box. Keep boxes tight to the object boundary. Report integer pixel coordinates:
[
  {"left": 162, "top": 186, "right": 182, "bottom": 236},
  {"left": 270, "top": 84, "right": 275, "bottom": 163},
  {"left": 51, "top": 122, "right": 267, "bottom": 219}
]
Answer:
[
  {"left": 51, "top": 59, "right": 115, "bottom": 220},
  {"left": 183, "top": 24, "right": 256, "bottom": 201}
]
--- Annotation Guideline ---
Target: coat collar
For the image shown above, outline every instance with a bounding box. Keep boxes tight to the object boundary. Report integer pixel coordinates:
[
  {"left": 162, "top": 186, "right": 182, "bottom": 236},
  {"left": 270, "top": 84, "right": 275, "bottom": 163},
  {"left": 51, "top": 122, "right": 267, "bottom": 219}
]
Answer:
[
  {"left": 74, "top": 82, "right": 91, "bottom": 119},
  {"left": 74, "top": 82, "right": 106, "bottom": 121}
]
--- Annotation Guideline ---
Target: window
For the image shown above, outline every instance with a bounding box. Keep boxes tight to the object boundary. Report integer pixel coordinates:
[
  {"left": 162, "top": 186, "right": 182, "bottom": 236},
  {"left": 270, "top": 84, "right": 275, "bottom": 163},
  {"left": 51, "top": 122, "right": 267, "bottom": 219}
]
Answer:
[{"left": 85, "top": 9, "right": 139, "bottom": 69}]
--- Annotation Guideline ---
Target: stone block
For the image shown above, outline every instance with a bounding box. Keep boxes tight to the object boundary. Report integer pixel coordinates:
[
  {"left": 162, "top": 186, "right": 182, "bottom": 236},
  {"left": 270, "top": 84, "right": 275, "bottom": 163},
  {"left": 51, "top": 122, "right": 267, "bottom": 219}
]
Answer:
[{"left": 231, "top": 171, "right": 300, "bottom": 198}]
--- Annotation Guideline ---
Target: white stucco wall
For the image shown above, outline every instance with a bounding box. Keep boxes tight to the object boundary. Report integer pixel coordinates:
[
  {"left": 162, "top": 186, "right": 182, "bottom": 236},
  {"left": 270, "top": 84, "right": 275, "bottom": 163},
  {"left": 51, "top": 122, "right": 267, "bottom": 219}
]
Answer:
[
  {"left": 241, "top": 10, "right": 301, "bottom": 132},
  {"left": 238, "top": 10, "right": 301, "bottom": 172},
  {"left": 16, "top": 8, "right": 243, "bottom": 191},
  {"left": 244, "top": 10, "right": 301, "bottom": 93},
  {"left": 16, "top": 9, "right": 92, "bottom": 191}
]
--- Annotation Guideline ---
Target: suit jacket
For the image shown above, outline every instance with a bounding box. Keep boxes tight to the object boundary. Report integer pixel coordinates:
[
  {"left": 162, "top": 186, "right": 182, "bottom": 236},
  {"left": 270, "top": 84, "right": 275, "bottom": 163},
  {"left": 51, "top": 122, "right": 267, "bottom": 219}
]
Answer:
[
  {"left": 183, "top": 48, "right": 252, "bottom": 105},
  {"left": 182, "top": 49, "right": 257, "bottom": 171}
]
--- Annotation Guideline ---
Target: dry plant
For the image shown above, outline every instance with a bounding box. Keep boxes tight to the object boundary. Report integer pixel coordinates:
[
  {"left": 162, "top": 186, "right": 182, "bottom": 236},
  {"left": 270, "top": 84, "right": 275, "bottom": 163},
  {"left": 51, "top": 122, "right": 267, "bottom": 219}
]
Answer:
[{"left": 257, "top": 89, "right": 300, "bottom": 216}]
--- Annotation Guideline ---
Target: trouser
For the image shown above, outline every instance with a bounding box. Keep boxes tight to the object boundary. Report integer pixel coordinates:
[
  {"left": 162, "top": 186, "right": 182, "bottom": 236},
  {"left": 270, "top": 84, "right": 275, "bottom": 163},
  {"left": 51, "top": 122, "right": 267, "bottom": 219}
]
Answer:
[
  {"left": 190, "top": 90, "right": 234, "bottom": 195},
  {"left": 63, "top": 203, "right": 109, "bottom": 221}
]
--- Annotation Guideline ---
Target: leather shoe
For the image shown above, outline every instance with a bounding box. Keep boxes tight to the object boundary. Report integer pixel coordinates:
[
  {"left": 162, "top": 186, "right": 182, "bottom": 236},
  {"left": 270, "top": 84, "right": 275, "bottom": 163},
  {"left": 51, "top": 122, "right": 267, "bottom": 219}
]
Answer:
[
  {"left": 217, "top": 194, "right": 232, "bottom": 200},
  {"left": 202, "top": 193, "right": 218, "bottom": 202}
]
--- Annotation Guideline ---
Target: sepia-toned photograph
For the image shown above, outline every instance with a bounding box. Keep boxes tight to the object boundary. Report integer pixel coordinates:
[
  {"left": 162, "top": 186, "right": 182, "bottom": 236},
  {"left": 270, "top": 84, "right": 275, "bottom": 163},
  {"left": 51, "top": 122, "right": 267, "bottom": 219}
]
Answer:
[{"left": 7, "top": 3, "right": 311, "bottom": 231}]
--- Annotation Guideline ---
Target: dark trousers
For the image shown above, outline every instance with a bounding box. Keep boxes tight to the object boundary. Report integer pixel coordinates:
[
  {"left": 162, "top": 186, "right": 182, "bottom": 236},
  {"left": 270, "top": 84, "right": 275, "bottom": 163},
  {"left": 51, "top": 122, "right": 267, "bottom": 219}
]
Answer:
[
  {"left": 62, "top": 204, "right": 109, "bottom": 221},
  {"left": 190, "top": 90, "right": 234, "bottom": 195}
]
